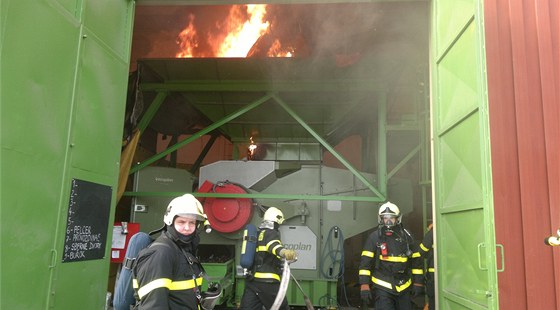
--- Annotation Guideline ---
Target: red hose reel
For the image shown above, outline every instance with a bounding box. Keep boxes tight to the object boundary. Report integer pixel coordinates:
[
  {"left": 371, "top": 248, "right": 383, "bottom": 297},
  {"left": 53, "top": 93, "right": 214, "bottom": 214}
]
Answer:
[{"left": 198, "top": 180, "right": 253, "bottom": 233}]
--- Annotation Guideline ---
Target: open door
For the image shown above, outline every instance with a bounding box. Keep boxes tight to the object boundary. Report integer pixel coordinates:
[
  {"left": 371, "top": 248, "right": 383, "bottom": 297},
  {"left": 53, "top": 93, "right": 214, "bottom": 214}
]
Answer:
[
  {"left": 431, "top": 0, "right": 500, "bottom": 309},
  {"left": 1, "top": 0, "right": 134, "bottom": 309}
]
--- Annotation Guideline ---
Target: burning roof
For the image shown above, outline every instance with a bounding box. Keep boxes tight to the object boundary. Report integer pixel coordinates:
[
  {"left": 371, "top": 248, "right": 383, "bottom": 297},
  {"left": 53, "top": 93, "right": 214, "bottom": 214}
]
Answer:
[{"left": 128, "top": 2, "right": 429, "bottom": 143}]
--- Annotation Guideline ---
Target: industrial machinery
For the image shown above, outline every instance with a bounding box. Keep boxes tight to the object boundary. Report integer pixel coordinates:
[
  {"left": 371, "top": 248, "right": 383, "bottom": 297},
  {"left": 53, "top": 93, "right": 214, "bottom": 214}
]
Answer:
[{"left": 131, "top": 162, "right": 413, "bottom": 307}]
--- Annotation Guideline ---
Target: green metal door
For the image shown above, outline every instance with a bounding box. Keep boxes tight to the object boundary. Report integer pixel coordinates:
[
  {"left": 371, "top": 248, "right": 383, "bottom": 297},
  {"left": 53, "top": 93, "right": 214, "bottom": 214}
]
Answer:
[
  {"left": 431, "top": 0, "right": 500, "bottom": 309},
  {"left": 1, "top": 0, "right": 134, "bottom": 309}
]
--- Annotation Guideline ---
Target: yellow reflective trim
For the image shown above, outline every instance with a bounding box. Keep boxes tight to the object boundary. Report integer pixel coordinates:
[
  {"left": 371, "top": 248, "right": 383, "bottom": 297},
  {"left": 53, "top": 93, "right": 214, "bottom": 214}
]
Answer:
[
  {"left": 168, "top": 277, "right": 203, "bottom": 290},
  {"left": 359, "top": 269, "right": 371, "bottom": 276},
  {"left": 371, "top": 276, "right": 392, "bottom": 290},
  {"left": 132, "top": 279, "right": 138, "bottom": 289},
  {"left": 254, "top": 272, "right": 281, "bottom": 281},
  {"left": 361, "top": 250, "right": 374, "bottom": 258},
  {"left": 412, "top": 268, "right": 424, "bottom": 275},
  {"left": 137, "top": 277, "right": 202, "bottom": 299},
  {"left": 138, "top": 278, "right": 172, "bottom": 299},
  {"left": 371, "top": 277, "right": 411, "bottom": 292},
  {"left": 380, "top": 255, "right": 408, "bottom": 263},
  {"left": 241, "top": 230, "right": 248, "bottom": 254},
  {"left": 411, "top": 252, "right": 421, "bottom": 258},
  {"left": 420, "top": 243, "right": 429, "bottom": 252},
  {"left": 396, "top": 279, "right": 412, "bottom": 292},
  {"left": 266, "top": 239, "right": 280, "bottom": 249},
  {"left": 428, "top": 268, "right": 435, "bottom": 272},
  {"left": 257, "top": 239, "right": 281, "bottom": 253},
  {"left": 271, "top": 244, "right": 282, "bottom": 257}
]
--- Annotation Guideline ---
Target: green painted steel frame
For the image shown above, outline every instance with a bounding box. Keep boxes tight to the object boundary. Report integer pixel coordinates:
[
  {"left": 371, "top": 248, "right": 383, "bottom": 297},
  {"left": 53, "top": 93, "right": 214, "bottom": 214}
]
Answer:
[
  {"left": 1, "top": 0, "right": 135, "bottom": 309},
  {"left": 125, "top": 89, "right": 402, "bottom": 202},
  {"left": 127, "top": 0, "right": 431, "bottom": 208}
]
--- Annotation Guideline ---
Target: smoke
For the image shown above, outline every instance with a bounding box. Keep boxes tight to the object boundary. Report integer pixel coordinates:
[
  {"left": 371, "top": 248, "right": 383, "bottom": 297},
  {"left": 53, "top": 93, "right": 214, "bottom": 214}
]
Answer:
[{"left": 131, "top": 3, "right": 428, "bottom": 64}]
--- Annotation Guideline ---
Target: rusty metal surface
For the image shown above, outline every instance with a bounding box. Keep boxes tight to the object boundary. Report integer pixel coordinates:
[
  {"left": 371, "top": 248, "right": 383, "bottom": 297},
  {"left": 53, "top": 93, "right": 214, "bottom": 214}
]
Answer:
[{"left": 485, "top": 0, "right": 560, "bottom": 309}]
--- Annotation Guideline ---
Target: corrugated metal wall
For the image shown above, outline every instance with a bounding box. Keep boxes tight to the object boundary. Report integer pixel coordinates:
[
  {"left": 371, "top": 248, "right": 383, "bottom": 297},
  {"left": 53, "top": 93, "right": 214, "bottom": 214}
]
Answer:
[{"left": 484, "top": 0, "right": 559, "bottom": 309}]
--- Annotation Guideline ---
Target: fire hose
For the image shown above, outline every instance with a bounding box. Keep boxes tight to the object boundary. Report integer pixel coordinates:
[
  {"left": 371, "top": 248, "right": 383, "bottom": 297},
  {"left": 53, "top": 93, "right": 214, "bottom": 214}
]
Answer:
[
  {"left": 270, "top": 259, "right": 291, "bottom": 310},
  {"left": 544, "top": 228, "right": 560, "bottom": 246},
  {"left": 270, "top": 259, "right": 314, "bottom": 310}
]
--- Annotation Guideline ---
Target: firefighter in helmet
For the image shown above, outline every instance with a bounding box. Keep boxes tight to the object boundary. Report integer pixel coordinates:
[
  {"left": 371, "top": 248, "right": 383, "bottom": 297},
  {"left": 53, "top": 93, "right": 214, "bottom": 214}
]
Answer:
[
  {"left": 240, "top": 207, "right": 296, "bottom": 310},
  {"left": 359, "top": 202, "right": 424, "bottom": 310},
  {"left": 132, "top": 194, "right": 211, "bottom": 310}
]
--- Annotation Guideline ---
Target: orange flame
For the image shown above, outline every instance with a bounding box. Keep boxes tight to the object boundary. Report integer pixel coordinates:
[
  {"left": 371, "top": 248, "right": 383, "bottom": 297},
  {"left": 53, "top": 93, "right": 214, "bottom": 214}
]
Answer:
[
  {"left": 175, "top": 5, "right": 295, "bottom": 58},
  {"left": 267, "top": 39, "right": 294, "bottom": 57},
  {"left": 217, "top": 5, "right": 269, "bottom": 57},
  {"left": 176, "top": 14, "right": 198, "bottom": 58},
  {"left": 247, "top": 136, "right": 257, "bottom": 160}
]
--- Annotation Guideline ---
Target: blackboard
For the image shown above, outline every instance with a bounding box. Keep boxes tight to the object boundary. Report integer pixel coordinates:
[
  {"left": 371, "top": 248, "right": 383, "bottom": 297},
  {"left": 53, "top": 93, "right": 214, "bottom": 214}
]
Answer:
[{"left": 62, "top": 178, "right": 112, "bottom": 263}]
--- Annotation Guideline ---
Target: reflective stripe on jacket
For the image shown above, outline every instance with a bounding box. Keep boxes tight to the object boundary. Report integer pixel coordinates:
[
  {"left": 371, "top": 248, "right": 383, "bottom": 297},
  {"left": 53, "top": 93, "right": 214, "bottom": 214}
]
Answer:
[
  {"left": 358, "top": 226, "right": 424, "bottom": 295},
  {"left": 252, "top": 228, "right": 285, "bottom": 282},
  {"left": 420, "top": 228, "right": 434, "bottom": 272},
  {"left": 132, "top": 233, "right": 203, "bottom": 310}
]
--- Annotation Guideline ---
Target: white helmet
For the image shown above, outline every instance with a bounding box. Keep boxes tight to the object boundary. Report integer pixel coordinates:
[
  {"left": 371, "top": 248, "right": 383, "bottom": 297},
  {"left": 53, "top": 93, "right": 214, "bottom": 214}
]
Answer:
[
  {"left": 263, "top": 207, "right": 285, "bottom": 224},
  {"left": 163, "top": 194, "right": 206, "bottom": 225},
  {"left": 378, "top": 201, "right": 401, "bottom": 227}
]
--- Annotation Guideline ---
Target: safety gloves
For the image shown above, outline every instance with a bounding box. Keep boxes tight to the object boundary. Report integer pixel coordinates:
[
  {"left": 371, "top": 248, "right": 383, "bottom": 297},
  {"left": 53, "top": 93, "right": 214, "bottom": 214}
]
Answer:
[
  {"left": 280, "top": 249, "right": 297, "bottom": 261},
  {"left": 360, "top": 284, "right": 372, "bottom": 301}
]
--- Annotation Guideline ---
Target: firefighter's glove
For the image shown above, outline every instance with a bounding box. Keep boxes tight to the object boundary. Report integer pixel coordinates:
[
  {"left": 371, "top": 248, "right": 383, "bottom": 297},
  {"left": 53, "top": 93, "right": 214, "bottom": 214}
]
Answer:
[
  {"left": 411, "top": 284, "right": 425, "bottom": 298},
  {"left": 280, "top": 249, "right": 297, "bottom": 261},
  {"left": 360, "top": 284, "right": 371, "bottom": 301}
]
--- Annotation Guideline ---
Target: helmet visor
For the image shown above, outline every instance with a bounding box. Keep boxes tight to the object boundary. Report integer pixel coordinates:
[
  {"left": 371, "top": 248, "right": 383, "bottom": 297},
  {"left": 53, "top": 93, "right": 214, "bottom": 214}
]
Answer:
[
  {"left": 176, "top": 213, "right": 205, "bottom": 222},
  {"left": 381, "top": 215, "right": 397, "bottom": 226}
]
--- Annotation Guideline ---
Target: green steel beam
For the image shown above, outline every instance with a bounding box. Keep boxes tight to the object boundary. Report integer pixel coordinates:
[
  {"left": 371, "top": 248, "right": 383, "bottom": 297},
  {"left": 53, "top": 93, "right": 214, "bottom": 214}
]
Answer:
[
  {"left": 123, "top": 191, "right": 385, "bottom": 202},
  {"left": 137, "top": 91, "right": 168, "bottom": 133},
  {"left": 140, "top": 80, "right": 386, "bottom": 93},
  {"left": 190, "top": 132, "right": 219, "bottom": 174},
  {"left": 167, "top": 135, "right": 179, "bottom": 167},
  {"left": 387, "top": 144, "right": 421, "bottom": 180},
  {"left": 271, "top": 94, "right": 385, "bottom": 200},
  {"left": 129, "top": 93, "right": 273, "bottom": 174},
  {"left": 377, "top": 92, "right": 387, "bottom": 196}
]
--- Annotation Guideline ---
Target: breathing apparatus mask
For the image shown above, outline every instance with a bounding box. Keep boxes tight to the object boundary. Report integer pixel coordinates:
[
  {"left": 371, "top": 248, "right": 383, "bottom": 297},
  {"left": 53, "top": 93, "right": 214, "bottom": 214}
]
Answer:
[{"left": 378, "top": 202, "right": 402, "bottom": 231}]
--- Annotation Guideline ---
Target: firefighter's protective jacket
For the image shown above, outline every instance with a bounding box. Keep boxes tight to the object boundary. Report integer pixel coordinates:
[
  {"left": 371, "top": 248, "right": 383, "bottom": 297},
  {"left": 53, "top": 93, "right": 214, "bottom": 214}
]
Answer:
[
  {"left": 133, "top": 232, "right": 203, "bottom": 310},
  {"left": 419, "top": 228, "right": 434, "bottom": 274},
  {"left": 252, "top": 227, "right": 286, "bottom": 282},
  {"left": 359, "top": 226, "right": 424, "bottom": 294}
]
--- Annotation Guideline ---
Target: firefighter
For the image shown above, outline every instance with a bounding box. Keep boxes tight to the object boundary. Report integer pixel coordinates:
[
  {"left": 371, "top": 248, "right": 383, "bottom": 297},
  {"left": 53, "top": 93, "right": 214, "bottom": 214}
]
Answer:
[
  {"left": 240, "top": 207, "right": 297, "bottom": 310},
  {"left": 419, "top": 224, "right": 435, "bottom": 310},
  {"left": 359, "top": 202, "right": 424, "bottom": 310},
  {"left": 132, "top": 194, "right": 206, "bottom": 310}
]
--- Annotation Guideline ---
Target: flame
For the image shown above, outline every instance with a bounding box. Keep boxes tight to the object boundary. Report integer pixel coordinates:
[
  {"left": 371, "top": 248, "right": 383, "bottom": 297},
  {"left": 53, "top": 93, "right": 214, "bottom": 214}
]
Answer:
[
  {"left": 176, "top": 5, "right": 274, "bottom": 58},
  {"left": 247, "top": 136, "right": 257, "bottom": 160},
  {"left": 267, "top": 39, "right": 294, "bottom": 57},
  {"left": 217, "top": 5, "right": 269, "bottom": 57},
  {"left": 176, "top": 14, "right": 198, "bottom": 58},
  {"left": 175, "top": 5, "right": 296, "bottom": 58}
]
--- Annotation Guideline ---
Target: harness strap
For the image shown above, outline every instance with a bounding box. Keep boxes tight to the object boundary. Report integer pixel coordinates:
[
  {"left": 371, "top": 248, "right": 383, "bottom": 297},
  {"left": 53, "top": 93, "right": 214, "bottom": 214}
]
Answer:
[{"left": 123, "top": 257, "right": 135, "bottom": 270}]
